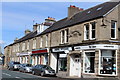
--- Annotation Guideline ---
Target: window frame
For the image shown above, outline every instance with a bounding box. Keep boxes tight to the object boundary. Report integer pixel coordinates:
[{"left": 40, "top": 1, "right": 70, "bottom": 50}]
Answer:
[
  {"left": 98, "top": 50, "right": 117, "bottom": 76},
  {"left": 111, "top": 20, "right": 117, "bottom": 39},
  {"left": 83, "top": 51, "right": 95, "bottom": 74}
]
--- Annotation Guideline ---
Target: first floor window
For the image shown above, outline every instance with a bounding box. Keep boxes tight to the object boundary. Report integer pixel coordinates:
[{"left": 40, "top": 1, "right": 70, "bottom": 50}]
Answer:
[
  {"left": 84, "top": 52, "right": 95, "bottom": 73},
  {"left": 100, "top": 50, "right": 116, "bottom": 75},
  {"left": 111, "top": 20, "right": 116, "bottom": 39}
]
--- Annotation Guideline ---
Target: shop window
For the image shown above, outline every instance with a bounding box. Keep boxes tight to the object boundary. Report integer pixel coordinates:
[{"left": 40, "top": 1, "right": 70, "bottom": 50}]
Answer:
[
  {"left": 100, "top": 50, "right": 116, "bottom": 75},
  {"left": 58, "top": 58, "right": 67, "bottom": 71},
  {"left": 84, "top": 52, "right": 95, "bottom": 73}
]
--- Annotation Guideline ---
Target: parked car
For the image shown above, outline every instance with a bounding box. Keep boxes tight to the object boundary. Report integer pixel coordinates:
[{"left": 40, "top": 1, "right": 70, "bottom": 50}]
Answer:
[
  {"left": 7, "top": 61, "right": 20, "bottom": 70},
  {"left": 19, "top": 64, "right": 32, "bottom": 73},
  {"left": 32, "top": 65, "right": 56, "bottom": 77}
]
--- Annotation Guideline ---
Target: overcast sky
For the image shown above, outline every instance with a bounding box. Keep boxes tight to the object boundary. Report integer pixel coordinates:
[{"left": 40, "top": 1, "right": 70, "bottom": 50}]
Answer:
[{"left": 1, "top": 1, "right": 111, "bottom": 53}]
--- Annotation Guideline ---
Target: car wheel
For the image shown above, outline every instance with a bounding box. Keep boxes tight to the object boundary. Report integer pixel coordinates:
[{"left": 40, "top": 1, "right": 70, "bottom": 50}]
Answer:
[
  {"left": 32, "top": 71, "right": 35, "bottom": 75},
  {"left": 41, "top": 72, "right": 44, "bottom": 77}
]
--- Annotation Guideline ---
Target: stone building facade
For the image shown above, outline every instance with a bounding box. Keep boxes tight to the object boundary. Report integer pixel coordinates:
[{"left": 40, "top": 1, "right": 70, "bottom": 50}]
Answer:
[{"left": 4, "top": 1, "right": 120, "bottom": 78}]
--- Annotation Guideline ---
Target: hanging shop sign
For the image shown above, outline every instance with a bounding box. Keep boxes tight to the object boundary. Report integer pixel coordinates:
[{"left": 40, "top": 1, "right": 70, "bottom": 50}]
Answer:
[
  {"left": 74, "top": 44, "right": 118, "bottom": 50},
  {"left": 52, "top": 47, "right": 72, "bottom": 52}
]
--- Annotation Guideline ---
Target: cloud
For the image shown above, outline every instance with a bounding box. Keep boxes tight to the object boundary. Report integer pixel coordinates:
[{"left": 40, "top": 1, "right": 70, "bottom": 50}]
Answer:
[{"left": 0, "top": 40, "right": 5, "bottom": 44}]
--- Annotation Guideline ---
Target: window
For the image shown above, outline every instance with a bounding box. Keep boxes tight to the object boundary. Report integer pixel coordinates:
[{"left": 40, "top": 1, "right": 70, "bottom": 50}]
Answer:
[
  {"left": 40, "top": 37, "right": 43, "bottom": 47},
  {"left": 33, "top": 39, "right": 36, "bottom": 49},
  {"left": 100, "top": 50, "right": 116, "bottom": 75},
  {"left": 84, "top": 52, "right": 95, "bottom": 73},
  {"left": 84, "top": 24, "right": 89, "bottom": 40},
  {"left": 61, "top": 29, "right": 69, "bottom": 44},
  {"left": 91, "top": 22, "right": 96, "bottom": 39},
  {"left": 84, "top": 22, "right": 96, "bottom": 40},
  {"left": 27, "top": 41, "right": 29, "bottom": 50},
  {"left": 111, "top": 20, "right": 116, "bottom": 39},
  {"left": 22, "top": 43, "right": 25, "bottom": 51},
  {"left": 46, "top": 35, "right": 48, "bottom": 47},
  {"left": 65, "top": 29, "right": 69, "bottom": 43},
  {"left": 61, "top": 30, "right": 64, "bottom": 44}
]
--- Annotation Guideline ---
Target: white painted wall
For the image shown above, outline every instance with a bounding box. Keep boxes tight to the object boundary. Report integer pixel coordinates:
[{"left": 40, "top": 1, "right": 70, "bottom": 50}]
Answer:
[{"left": 50, "top": 53, "right": 57, "bottom": 72}]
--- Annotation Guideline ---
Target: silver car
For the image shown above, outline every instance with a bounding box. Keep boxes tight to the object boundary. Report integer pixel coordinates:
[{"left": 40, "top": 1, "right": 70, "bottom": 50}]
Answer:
[
  {"left": 7, "top": 61, "right": 20, "bottom": 70},
  {"left": 19, "top": 64, "right": 32, "bottom": 73}
]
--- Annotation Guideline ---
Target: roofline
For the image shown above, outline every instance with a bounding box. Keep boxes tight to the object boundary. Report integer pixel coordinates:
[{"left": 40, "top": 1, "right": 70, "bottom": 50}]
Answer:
[
  {"left": 39, "top": 16, "right": 103, "bottom": 36},
  {"left": 103, "top": 2, "right": 120, "bottom": 17}
]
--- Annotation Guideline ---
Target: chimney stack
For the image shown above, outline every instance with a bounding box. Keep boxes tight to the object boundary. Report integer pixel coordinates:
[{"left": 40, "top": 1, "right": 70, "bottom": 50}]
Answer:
[
  {"left": 33, "top": 23, "right": 38, "bottom": 31},
  {"left": 25, "top": 29, "right": 31, "bottom": 35},
  {"left": 68, "top": 5, "right": 83, "bottom": 18},
  {"left": 44, "top": 17, "right": 56, "bottom": 26},
  {"left": 14, "top": 37, "right": 18, "bottom": 42}
]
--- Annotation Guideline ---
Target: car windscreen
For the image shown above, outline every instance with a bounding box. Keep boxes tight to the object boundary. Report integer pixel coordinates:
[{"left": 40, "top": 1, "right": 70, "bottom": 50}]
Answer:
[
  {"left": 26, "top": 64, "right": 32, "bottom": 67},
  {"left": 13, "top": 62, "right": 20, "bottom": 64},
  {"left": 42, "top": 65, "right": 53, "bottom": 70}
]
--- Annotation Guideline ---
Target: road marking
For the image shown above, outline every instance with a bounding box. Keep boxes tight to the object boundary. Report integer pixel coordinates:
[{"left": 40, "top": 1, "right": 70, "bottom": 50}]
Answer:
[
  {"left": 2, "top": 73, "right": 11, "bottom": 76},
  {"left": 15, "top": 77, "right": 20, "bottom": 78}
]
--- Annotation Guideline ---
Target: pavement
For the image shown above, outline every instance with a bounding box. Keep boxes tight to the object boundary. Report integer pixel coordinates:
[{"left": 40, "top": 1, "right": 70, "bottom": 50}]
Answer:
[{"left": 1, "top": 66, "right": 120, "bottom": 80}]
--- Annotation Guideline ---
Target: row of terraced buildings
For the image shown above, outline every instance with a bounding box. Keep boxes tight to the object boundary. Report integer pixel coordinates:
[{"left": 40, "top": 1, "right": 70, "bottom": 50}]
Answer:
[{"left": 4, "top": 1, "right": 120, "bottom": 78}]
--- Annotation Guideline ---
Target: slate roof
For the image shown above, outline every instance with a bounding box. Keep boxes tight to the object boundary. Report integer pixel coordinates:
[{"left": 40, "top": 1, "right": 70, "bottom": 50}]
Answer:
[
  {"left": 5, "top": 1, "right": 120, "bottom": 47},
  {"left": 40, "top": 2, "right": 120, "bottom": 35}
]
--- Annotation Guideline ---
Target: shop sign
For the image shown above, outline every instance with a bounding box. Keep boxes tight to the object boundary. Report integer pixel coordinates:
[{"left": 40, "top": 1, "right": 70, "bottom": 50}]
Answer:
[
  {"left": 32, "top": 48, "right": 48, "bottom": 54},
  {"left": 74, "top": 44, "right": 118, "bottom": 50},
  {"left": 16, "top": 52, "right": 31, "bottom": 56},
  {"left": 52, "top": 47, "right": 72, "bottom": 52}
]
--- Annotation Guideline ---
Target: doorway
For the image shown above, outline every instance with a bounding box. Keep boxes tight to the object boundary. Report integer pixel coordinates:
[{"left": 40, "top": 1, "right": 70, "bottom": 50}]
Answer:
[{"left": 70, "top": 54, "right": 81, "bottom": 77}]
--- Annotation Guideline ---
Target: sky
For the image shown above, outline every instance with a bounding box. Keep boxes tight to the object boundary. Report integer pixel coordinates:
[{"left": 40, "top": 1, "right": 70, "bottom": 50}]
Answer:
[{"left": 1, "top": 1, "right": 111, "bottom": 53}]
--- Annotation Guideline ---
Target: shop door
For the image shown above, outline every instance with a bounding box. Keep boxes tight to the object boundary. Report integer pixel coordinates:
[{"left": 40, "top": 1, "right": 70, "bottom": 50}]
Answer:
[{"left": 73, "top": 58, "right": 81, "bottom": 77}]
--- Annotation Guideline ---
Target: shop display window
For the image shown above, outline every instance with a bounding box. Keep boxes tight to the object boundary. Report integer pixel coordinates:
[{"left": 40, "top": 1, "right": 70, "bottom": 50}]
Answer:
[
  {"left": 84, "top": 52, "right": 95, "bottom": 73},
  {"left": 100, "top": 50, "right": 116, "bottom": 75}
]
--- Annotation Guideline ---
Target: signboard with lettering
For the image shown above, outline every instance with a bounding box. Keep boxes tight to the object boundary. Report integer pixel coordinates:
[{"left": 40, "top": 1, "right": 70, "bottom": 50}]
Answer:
[
  {"left": 52, "top": 47, "right": 72, "bottom": 52},
  {"left": 74, "top": 44, "right": 118, "bottom": 50}
]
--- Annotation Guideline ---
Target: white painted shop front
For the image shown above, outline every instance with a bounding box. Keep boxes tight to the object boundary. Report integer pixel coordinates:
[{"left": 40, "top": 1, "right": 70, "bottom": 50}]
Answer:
[{"left": 69, "top": 44, "right": 119, "bottom": 77}]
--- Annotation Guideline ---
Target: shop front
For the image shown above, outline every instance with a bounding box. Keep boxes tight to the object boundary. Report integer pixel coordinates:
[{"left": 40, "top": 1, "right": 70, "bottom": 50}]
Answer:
[
  {"left": 16, "top": 52, "right": 31, "bottom": 64},
  {"left": 71, "top": 44, "right": 118, "bottom": 77},
  {"left": 31, "top": 48, "right": 48, "bottom": 65},
  {"left": 50, "top": 47, "right": 72, "bottom": 73}
]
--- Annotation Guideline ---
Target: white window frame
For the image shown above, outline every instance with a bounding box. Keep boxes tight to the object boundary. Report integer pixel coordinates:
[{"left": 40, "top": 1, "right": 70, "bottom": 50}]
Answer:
[
  {"left": 40, "top": 37, "right": 43, "bottom": 48},
  {"left": 84, "top": 24, "right": 89, "bottom": 40},
  {"left": 46, "top": 35, "right": 48, "bottom": 47},
  {"left": 27, "top": 41, "right": 29, "bottom": 50},
  {"left": 90, "top": 22, "right": 96, "bottom": 40},
  {"left": 98, "top": 50, "right": 117, "bottom": 76},
  {"left": 33, "top": 39, "right": 36, "bottom": 49},
  {"left": 111, "top": 20, "right": 117, "bottom": 39},
  {"left": 65, "top": 29, "right": 69, "bottom": 43},
  {"left": 83, "top": 50, "right": 96, "bottom": 74},
  {"left": 22, "top": 42, "right": 25, "bottom": 51},
  {"left": 61, "top": 30, "right": 64, "bottom": 44}
]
